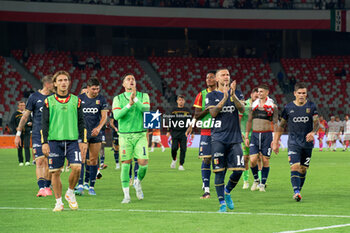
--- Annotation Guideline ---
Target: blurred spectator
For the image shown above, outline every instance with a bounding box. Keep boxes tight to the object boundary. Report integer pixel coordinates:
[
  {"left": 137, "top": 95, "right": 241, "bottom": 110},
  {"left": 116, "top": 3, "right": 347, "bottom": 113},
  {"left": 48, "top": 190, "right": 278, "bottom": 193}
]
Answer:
[
  {"left": 94, "top": 57, "right": 101, "bottom": 70},
  {"left": 22, "top": 48, "right": 30, "bottom": 63},
  {"left": 223, "top": 0, "right": 234, "bottom": 7},
  {"left": 71, "top": 52, "right": 79, "bottom": 68},
  {"left": 338, "top": 0, "right": 345, "bottom": 8},
  {"left": 78, "top": 56, "right": 86, "bottom": 70},
  {"left": 86, "top": 56, "right": 95, "bottom": 68},
  {"left": 289, "top": 75, "right": 297, "bottom": 92},
  {"left": 4, "top": 124, "right": 11, "bottom": 135},
  {"left": 335, "top": 67, "right": 346, "bottom": 77},
  {"left": 0, "top": 112, "right": 2, "bottom": 127}
]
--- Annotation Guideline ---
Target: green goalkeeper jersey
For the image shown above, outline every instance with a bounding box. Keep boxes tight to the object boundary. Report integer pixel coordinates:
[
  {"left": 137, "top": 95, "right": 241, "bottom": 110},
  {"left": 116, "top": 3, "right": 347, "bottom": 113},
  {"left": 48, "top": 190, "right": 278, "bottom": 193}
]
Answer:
[
  {"left": 112, "top": 91, "right": 150, "bottom": 134},
  {"left": 240, "top": 98, "right": 252, "bottom": 137}
]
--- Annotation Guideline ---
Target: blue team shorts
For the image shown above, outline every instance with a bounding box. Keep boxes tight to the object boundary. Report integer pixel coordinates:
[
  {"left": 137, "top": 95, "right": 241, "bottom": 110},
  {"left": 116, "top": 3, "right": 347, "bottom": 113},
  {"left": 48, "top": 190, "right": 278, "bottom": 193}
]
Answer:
[
  {"left": 211, "top": 140, "right": 244, "bottom": 172},
  {"left": 48, "top": 140, "right": 81, "bottom": 171},
  {"left": 199, "top": 135, "right": 212, "bottom": 158},
  {"left": 32, "top": 139, "right": 45, "bottom": 159},
  {"left": 288, "top": 145, "right": 313, "bottom": 167},
  {"left": 88, "top": 133, "right": 103, "bottom": 144},
  {"left": 249, "top": 131, "right": 273, "bottom": 157}
]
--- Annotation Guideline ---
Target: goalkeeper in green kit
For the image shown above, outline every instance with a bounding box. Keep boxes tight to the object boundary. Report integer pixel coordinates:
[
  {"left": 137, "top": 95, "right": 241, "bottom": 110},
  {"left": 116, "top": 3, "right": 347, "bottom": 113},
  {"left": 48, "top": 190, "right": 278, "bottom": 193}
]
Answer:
[
  {"left": 240, "top": 88, "right": 259, "bottom": 189},
  {"left": 112, "top": 73, "right": 150, "bottom": 203}
]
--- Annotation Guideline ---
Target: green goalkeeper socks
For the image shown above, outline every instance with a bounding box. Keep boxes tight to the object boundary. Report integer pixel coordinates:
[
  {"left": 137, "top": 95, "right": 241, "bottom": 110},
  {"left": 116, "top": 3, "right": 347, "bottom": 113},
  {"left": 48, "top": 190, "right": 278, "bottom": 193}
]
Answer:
[
  {"left": 121, "top": 163, "right": 131, "bottom": 188},
  {"left": 258, "top": 170, "right": 262, "bottom": 182},
  {"left": 243, "top": 170, "right": 249, "bottom": 182},
  {"left": 137, "top": 165, "right": 148, "bottom": 181}
]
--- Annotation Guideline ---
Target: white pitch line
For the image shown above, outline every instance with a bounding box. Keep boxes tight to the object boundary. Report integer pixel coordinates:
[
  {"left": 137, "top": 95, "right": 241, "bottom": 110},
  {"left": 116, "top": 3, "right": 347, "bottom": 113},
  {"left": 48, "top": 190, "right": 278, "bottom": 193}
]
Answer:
[
  {"left": 277, "top": 223, "right": 350, "bottom": 233},
  {"left": 0, "top": 207, "right": 350, "bottom": 219}
]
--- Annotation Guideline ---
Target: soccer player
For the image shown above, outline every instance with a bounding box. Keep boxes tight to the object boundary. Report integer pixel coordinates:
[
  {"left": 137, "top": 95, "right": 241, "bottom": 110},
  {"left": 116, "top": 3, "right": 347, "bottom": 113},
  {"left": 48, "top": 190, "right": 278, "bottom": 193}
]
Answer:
[
  {"left": 11, "top": 101, "right": 31, "bottom": 166},
  {"left": 76, "top": 77, "right": 108, "bottom": 196},
  {"left": 240, "top": 88, "right": 259, "bottom": 189},
  {"left": 150, "top": 128, "right": 165, "bottom": 152},
  {"left": 186, "top": 70, "right": 216, "bottom": 199},
  {"left": 99, "top": 126, "right": 108, "bottom": 170},
  {"left": 112, "top": 73, "right": 150, "bottom": 203},
  {"left": 327, "top": 116, "right": 338, "bottom": 151},
  {"left": 245, "top": 84, "right": 278, "bottom": 192},
  {"left": 205, "top": 68, "right": 245, "bottom": 212},
  {"left": 335, "top": 116, "right": 344, "bottom": 148},
  {"left": 15, "top": 76, "right": 54, "bottom": 197},
  {"left": 343, "top": 115, "right": 350, "bottom": 151},
  {"left": 317, "top": 115, "right": 328, "bottom": 151},
  {"left": 272, "top": 82, "right": 319, "bottom": 202},
  {"left": 41, "top": 70, "right": 88, "bottom": 211},
  {"left": 110, "top": 117, "right": 121, "bottom": 169},
  {"left": 167, "top": 95, "right": 193, "bottom": 170}
]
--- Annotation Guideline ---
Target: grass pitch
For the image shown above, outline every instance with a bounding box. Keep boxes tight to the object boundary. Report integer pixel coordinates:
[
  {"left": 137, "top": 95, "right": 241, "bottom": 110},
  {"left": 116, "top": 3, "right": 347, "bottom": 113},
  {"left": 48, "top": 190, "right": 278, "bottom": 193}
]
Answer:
[{"left": 1, "top": 147, "right": 350, "bottom": 233}]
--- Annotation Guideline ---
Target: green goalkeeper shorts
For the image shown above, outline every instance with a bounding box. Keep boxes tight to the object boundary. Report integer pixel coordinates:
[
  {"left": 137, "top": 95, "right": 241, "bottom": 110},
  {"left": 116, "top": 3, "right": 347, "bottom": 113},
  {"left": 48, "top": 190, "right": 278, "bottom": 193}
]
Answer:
[{"left": 119, "top": 132, "right": 149, "bottom": 161}]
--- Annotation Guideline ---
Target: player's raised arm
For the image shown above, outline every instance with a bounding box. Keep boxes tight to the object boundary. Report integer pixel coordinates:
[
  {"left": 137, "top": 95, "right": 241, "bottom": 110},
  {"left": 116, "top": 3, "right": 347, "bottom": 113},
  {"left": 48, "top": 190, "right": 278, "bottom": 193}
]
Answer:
[
  {"left": 245, "top": 108, "right": 253, "bottom": 147},
  {"left": 134, "top": 92, "right": 150, "bottom": 113},
  {"left": 41, "top": 99, "right": 50, "bottom": 156},
  {"left": 208, "top": 85, "right": 229, "bottom": 118},
  {"left": 195, "top": 106, "right": 210, "bottom": 120},
  {"left": 112, "top": 96, "right": 131, "bottom": 120},
  {"left": 230, "top": 81, "right": 244, "bottom": 114}
]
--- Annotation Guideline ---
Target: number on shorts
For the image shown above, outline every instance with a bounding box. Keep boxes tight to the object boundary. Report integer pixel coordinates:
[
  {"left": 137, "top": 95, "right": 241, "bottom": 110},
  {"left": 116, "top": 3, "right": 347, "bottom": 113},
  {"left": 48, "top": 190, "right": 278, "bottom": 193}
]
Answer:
[
  {"left": 237, "top": 155, "right": 244, "bottom": 166},
  {"left": 143, "top": 147, "right": 146, "bottom": 156},
  {"left": 74, "top": 151, "right": 82, "bottom": 161},
  {"left": 267, "top": 148, "right": 271, "bottom": 156},
  {"left": 304, "top": 157, "right": 311, "bottom": 166}
]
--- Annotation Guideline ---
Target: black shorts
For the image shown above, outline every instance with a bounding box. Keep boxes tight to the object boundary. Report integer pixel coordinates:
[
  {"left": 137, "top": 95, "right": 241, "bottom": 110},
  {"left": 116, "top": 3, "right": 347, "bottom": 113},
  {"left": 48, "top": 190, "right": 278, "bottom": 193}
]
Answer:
[
  {"left": 211, "top": 141, "right": 244, "bottom": 172},
  {"left": 249, "top": 131, "right": 272, "bottom": 157},
  {"left": 199, "top": 135, "right": 212, "bottom": 158},
  {"left": 88, "top": 135, "right": 102, "bottom": 144},
  {"left": 288, "top": 145, "right": 312, "bottom": 167},
  {"left": 48, "top": 140, "right": 81, "bottom": 171}
]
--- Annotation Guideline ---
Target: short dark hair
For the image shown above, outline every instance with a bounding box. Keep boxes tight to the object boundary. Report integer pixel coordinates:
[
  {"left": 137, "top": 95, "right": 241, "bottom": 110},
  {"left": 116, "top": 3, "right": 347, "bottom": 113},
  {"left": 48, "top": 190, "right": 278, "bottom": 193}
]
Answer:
[
  {"left": 177, "top": 95, "right": 185, "bottom": 100},
  {"left": 294, "top": 82, "right": 307, "bottom": 91},
  {"left": 122, "top": 73, "right": 134, "bottom": 82},
  {"left": 17, "top": 100, "right": 25, "bottom": 106},
  {"left": 206, "top": 70, "right": 216, "bottom": 77},
  {"left": 87, "top": 77, "right": 100, "bottom": 87},
  {"left": 251, "top": 87, "right": 258, "bottom": 93},
  {"left": 258, "top": 84, "right": 269, "bottom": 91}
]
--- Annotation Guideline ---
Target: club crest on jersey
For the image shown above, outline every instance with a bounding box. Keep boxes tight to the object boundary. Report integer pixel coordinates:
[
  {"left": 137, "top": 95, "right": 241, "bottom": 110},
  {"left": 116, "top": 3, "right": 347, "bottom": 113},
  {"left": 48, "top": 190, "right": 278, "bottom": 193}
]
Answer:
[
  {"left": 306, "top": 108, "right": 310, "bottom": 113},
  {"left": 214, "top": 158, "right": 219, "bottom": 165},
  {"left": 96, "top": 100, "right": 100, "bottom": 105},
  {"left": 49, "top": 159, "right": 52, "bottom": 165}
]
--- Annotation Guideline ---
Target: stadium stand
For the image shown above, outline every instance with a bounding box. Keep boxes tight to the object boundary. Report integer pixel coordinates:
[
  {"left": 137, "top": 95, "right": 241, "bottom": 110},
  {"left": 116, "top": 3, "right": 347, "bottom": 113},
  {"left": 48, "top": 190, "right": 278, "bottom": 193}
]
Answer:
[
  {"left": 11, "top": 50, "right": 166, "bottom": 112},
  {"left": 281, "top": 56, "right": 350, "bottom": 117},
  {"left": 0, "top": 56, "right": 33, "bottom": 124},
  {"left": 149, "top": 57, "right": 286, "bottom": 108}
]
